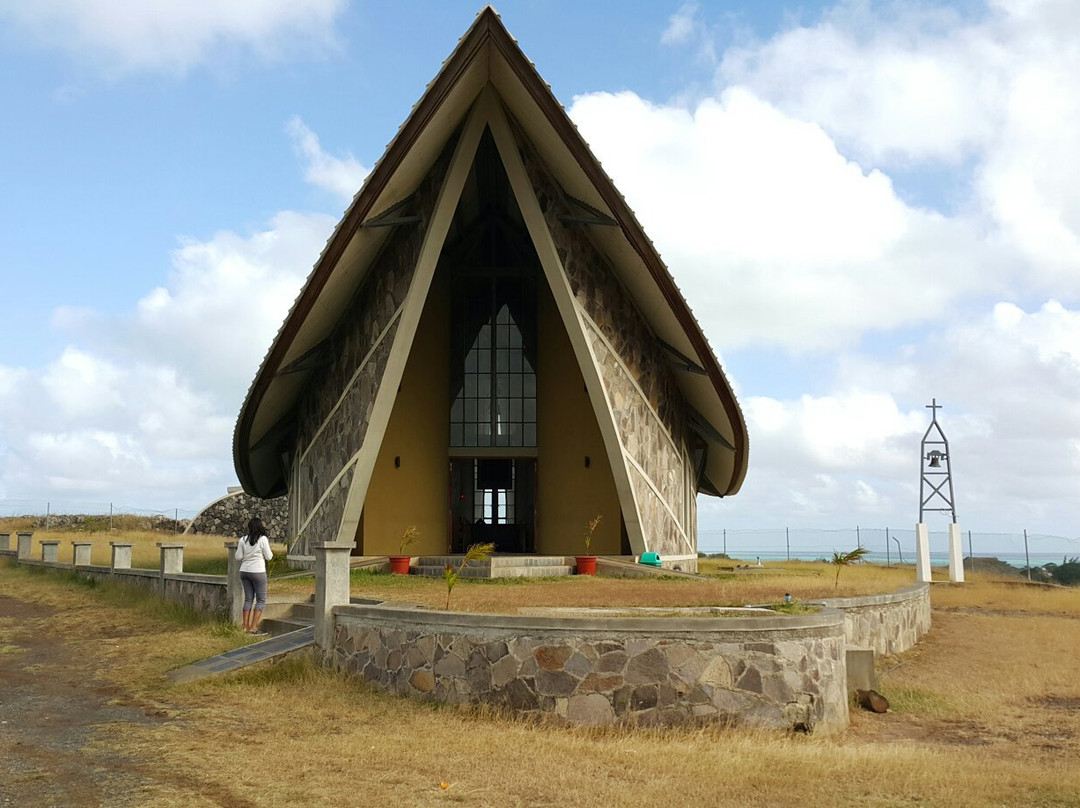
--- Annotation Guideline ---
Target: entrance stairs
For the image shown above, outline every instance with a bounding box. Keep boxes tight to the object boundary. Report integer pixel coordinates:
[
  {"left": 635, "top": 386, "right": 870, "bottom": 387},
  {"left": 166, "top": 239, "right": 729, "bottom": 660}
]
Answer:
[{"left": 411, "top": 554, "right": 574, "bottom": 578}]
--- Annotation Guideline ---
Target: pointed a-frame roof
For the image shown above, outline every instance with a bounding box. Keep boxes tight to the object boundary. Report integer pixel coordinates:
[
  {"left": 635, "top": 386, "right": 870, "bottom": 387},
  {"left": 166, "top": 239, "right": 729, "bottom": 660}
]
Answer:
[{"left": 234, "top": 7, "right": 748, "bottom": 507}]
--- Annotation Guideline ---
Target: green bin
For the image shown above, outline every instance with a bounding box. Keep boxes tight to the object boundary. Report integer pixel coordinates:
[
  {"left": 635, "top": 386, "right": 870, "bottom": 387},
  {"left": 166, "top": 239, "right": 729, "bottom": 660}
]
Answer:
[{"left": 639, "top": 552, "right": 662, "bottom": 567}]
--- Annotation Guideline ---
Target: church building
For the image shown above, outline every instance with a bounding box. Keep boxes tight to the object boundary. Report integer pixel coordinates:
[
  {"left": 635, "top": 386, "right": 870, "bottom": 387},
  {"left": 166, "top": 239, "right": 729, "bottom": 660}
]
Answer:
[{"left": 233, "top": 8, "right": 748, "bottom": 570}]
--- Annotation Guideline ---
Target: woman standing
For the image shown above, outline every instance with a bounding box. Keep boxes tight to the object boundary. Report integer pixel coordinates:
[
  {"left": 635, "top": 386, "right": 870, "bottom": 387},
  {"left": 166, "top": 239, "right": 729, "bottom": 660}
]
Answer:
[{"left": 235, "top": 516, "right": 273, "bottom": 635}]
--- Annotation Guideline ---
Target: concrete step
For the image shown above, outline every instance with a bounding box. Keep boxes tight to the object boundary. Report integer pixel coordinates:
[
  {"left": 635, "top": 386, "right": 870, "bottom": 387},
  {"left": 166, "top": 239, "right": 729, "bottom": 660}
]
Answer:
[
  {"left": 410, "top": 553, "right": 578, "bottom": 578},
  {"left": 415, "top": 554, "right": 574, "bottom": 568},
  {"left": 259, "top": 617, "right": 311, "bottom": 636}
]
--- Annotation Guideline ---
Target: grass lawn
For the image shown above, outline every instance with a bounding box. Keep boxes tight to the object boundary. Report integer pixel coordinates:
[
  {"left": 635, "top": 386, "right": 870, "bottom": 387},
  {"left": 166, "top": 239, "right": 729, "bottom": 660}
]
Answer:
[{"left": 1, "top": 554, "right": 1078, "bottom": 806}]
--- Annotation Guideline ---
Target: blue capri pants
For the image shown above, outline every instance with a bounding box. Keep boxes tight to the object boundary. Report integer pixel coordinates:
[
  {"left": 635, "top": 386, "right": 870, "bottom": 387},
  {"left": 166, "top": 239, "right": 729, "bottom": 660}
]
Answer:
[{"left": 240, "top": 571, "right": 268, "bottom": 611}]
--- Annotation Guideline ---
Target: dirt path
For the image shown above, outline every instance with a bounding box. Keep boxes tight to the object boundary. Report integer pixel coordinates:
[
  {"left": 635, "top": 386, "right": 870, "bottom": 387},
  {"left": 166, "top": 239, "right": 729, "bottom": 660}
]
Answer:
[{"left": 0, "top": 594, "right": 166, "bottom": 807}]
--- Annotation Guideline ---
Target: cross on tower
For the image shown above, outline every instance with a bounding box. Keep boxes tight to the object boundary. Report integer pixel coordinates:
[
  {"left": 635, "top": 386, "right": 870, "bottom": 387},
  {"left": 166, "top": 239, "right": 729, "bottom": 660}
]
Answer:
[{"left": 926, "top": 398, "right": 942, "bottom": 420}]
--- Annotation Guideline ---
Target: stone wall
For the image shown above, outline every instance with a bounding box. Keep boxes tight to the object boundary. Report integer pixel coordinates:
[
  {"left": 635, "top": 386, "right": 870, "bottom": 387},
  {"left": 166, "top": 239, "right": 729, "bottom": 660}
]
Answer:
[
  {"left": 186, "top": 491, "right": 287, "bottom": 541},
  {"left": 326, "top": 605, "right": 849, "bottom": 731},
  {"left": 12, "top": 560, "right": 230, "bottom": 619},
  {"left": 290, "top": 136, "right": 457, "bottom": 556},
  {"left": 809, "top": 583, "right": 931, "bottom": 656},
  {"left": 518, "top": 131, "right": 697, "bottom": 556}
]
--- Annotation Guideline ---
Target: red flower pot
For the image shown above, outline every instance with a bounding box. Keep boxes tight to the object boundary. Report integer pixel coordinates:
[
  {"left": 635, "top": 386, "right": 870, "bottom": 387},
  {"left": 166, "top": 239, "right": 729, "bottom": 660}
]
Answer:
[
  {"left": 575, "top": 555, "right": 597, "bottom": 575},
  {"left": 389, "top": 555, "right": 412, "bottom": 574}
]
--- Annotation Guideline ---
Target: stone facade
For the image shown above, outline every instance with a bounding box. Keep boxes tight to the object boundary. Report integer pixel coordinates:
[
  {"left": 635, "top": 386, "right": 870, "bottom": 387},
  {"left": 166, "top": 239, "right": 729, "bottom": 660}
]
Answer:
[
  {"left": 327, "top": 606, "right": 849, "bottom": 731},
  {"left": 289, "top": 136, "right": 457, "bottom": 555},
  {"left": 186, "top": 490, "right": 287, "bottom": 541},
  {"left": 519, "top": 132, "right": 697, "bottom": 557},
  {"left": 809, "top": 583, "right": 931, "bottom": 656}
]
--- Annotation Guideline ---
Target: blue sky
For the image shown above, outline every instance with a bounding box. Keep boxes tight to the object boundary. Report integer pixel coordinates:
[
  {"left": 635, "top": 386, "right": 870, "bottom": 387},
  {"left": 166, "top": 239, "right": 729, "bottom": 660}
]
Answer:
[{"left": 2, "top": 1, "right": 1079, "bottom": 556}]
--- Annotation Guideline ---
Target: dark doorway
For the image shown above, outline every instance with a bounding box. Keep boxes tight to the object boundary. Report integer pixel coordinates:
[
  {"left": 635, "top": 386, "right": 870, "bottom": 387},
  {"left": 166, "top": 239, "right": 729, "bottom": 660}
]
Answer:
[{"left": 449, "top": 458, "right": 536, "bottom": 552}]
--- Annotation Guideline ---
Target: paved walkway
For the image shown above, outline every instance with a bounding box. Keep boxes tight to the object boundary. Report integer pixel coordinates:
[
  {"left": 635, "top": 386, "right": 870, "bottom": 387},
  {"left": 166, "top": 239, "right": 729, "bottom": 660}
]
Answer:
[{"left": 167, "top": 625, "right": 314, "bottom": 684}]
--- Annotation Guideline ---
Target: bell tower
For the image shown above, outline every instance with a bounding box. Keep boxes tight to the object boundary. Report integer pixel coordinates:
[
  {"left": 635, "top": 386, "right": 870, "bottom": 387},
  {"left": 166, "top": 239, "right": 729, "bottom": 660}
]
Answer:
[{"left": 915, "top": 398, "right": 964, "bottom": 583}]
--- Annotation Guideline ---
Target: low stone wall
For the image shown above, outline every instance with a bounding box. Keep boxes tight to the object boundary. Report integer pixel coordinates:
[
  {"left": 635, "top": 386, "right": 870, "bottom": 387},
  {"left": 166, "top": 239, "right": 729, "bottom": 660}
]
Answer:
[
  {"left": 809, "top": 583, "right": 931, "bottom": 655},
  {"left": 186, "top": 491, "right": 287, "bottom": 541},
  {"left": 10, "top": 560, "right": 230, "bottom": 619},
  {"left": 326, "top": 604, "right": 849, "bottom": 731}
]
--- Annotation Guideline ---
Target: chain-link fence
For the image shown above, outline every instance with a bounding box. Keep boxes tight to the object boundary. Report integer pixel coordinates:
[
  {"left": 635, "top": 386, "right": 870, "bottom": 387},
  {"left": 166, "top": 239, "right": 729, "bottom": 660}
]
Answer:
[
  {"left": 699, "top": 526, "right": 1079, "bottom": 569},
  {"left": 0, "top": 499, "right": 200, "bottom": 533}
]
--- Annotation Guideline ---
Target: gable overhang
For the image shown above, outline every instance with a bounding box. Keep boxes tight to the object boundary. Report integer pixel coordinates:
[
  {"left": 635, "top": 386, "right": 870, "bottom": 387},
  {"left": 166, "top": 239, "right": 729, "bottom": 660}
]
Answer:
[{"left": 234, "top": 7, "right": 748, "bottom": 500}]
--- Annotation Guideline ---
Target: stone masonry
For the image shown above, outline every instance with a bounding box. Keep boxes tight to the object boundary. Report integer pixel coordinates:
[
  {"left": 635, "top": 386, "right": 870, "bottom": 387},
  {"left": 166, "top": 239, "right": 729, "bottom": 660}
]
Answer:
[
  {"left": 328, "top": 606, "right": 849, "bottom": 731},
  {"left": 186, "top": 490, "right": 287, "bottom": 541},
  {"left": 517, "top": 126, "right": 699, "bottom": 557},
  {"left": 809, "top": 583, "right": 931, "bottom": 656},
  {"left": 289, "top": 134, "right": 458, "bottom": 556}
]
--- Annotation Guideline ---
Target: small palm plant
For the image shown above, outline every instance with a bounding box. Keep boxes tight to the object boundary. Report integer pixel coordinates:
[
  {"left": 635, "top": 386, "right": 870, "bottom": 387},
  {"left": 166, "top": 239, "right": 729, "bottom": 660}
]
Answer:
[
  {"left": 584, "top": 514, "right": 603, "bottom": 553},
  {"left": 444, "top": 542, "right": 495, "bottom": 610},
  {"left": 829, "top": 547, "right": 870, "bottom": 588},
  {"left": 399, "top": 525, "right": 420, "bottom": 555}
]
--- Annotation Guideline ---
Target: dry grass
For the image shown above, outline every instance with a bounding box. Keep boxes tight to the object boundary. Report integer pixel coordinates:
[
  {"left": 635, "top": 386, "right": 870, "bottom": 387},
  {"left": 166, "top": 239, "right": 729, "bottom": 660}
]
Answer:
[
  {"left": 2, "top": 557, "right": 1079, "bottom": 806},
  {"left": 271, "top": 558, "right": 918, "bottom": 612}
]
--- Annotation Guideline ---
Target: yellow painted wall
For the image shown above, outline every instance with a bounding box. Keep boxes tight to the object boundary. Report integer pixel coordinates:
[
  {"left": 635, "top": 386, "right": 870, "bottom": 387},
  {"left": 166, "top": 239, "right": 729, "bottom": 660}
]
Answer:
[
  {"left": 536, "top": 286, "right": 622, "bottom": 555},
  {"left": 362, "top": 269, "right": 451, "bottom": 556}
]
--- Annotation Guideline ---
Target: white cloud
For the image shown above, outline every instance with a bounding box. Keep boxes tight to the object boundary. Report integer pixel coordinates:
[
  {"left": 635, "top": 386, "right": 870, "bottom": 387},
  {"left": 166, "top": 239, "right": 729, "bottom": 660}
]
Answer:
[
  {"left": 715, "top": 0, "right": 1080, "bottom": 292},
  {"left": 0, "top": 0, "right": 344, "bottom": 75},
  {"left": 662, "top": 4, "right": 701, "bottom": 46},
  {"left": 286, "top": 116, "right": 369, "bottom": 204},
  {"left": 0, "top": 119, "right": 343, "bottom": 505},
  {"left": 718, "top": 299, "right": 1080, "bottom": 534},
  {"left": 569, "top": 87, "right": 992, "bottom": 351}
]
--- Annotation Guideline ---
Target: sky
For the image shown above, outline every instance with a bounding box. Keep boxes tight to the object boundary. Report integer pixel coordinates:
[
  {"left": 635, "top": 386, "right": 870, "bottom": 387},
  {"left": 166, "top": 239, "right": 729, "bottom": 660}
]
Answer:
[{"left": 1, "top": 0, "right": 1079, "bottom": 557}]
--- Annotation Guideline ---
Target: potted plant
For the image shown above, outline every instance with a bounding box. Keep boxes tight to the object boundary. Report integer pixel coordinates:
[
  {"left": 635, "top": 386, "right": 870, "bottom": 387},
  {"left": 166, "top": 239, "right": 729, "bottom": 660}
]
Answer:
[
  {"left": 575, "top": 514, "right": 602, "bottom": 575},
  {"left": 389, "top": 525, "right": 420, "bottom": 574}
]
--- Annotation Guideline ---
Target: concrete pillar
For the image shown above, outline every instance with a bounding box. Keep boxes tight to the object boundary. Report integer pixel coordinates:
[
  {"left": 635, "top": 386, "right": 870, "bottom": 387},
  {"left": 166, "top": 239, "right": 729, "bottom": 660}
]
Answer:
[
  {"left": 72, "top": 542, "right": 92, "bottom": 567},
  {"left": 915, "top": 523, "right": 932, "bottom": 583},
  {"left": 0, "top": 532, "right": 10, "bottom": 551},
  {"left": 948, "top": 523, "right": 965, "bottom": 583},
  {"left": 16, "top": 532, "right": 33, "bottom": 560},
  {"left": 41, "top": 541, "right": 61, "bottom": 563},
  {"left": 110, "top": 542, "right": 134, "bottom": 571},
  {"left": 225, "top": 541, "right": 243, "bottom": 625},
  {"left": 157, "top": 542, "right": 185, "bottom": 575},
  {"left": 313, "top": 542, "right": 355, "bottom": 651}
]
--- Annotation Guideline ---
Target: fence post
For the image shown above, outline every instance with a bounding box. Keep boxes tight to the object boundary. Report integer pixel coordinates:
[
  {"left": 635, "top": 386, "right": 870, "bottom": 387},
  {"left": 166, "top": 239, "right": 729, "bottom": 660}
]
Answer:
[
  {"left": 72, "top": 542, "right": 92, "bottom": 567},
  {"left": 110, "top": 542, "right": 134, "bottom": 572},
  {"left": 225, "top": 541, "right": 243, "bottom": 625},
  {"left": 1024, "top": 529, "right": 1031, "bottom": 582},
  {"left": 17, "top": 532, "right": 33, "bottom": 560},
  {"left": 158, "top": 542, "right": 185, "bottom": 598},
  {"left": 313, "top": 541, "right": 356, "bottom": 651},
  {"left": 785, "top": 527, "right": 790, "bottom": 561}
]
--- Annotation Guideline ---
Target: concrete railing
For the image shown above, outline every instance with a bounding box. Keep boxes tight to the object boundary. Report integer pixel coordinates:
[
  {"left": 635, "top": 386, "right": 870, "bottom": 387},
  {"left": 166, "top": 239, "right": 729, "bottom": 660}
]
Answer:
[{"left": 2, "top": 534, "right": 235, "bottom": 620}]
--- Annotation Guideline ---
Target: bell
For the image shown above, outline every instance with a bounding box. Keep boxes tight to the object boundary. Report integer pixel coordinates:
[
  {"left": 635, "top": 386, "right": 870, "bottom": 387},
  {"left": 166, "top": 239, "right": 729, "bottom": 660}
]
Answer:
[{"left": 926, "top": 450, "right": 944, "bottom": 468}]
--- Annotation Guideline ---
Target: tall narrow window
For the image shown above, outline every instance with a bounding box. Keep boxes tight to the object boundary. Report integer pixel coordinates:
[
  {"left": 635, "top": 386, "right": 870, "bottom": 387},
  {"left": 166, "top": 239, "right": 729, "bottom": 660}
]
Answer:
[{"left": 450, "top": 272, "right": 537, "bottom": 447}]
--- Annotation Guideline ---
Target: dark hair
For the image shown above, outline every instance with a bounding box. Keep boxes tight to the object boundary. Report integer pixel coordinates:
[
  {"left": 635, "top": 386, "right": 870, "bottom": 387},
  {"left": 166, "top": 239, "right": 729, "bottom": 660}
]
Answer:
[{"left": 246, "top": 516, "right": 267, "bottom": 546}]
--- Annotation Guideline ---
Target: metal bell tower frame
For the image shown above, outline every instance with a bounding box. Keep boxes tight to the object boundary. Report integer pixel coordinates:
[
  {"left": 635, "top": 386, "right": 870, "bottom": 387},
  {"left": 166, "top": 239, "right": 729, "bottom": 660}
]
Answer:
[{"left": 919, "top": 398, "right": 956, "bottom": 523}]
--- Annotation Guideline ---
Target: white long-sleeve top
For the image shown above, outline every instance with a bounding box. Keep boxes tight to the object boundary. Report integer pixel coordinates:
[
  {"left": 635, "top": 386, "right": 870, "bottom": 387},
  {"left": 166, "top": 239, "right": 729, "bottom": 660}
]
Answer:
[{"left": 234, "top": 535, "right": 273, "bottom": 573}]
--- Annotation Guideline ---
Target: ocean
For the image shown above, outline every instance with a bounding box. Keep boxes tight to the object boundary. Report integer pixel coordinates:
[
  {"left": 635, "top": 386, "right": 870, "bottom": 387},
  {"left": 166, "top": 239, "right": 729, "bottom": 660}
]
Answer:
[{"left": 701, "top": 549, "right": 1071, "bottom": 569}]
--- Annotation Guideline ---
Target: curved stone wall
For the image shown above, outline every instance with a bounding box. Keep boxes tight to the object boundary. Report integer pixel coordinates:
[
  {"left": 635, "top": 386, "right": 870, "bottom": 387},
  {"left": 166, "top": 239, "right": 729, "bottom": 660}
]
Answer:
[
  {"left": 186, "top": 491, "right": 287, "bottom": 541},
  {"left": 327, "top": 604, "right": 849, "bottom": 731},
  {"left": 809, "top": 583, "right": 931, "bottom": 655}
]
